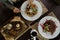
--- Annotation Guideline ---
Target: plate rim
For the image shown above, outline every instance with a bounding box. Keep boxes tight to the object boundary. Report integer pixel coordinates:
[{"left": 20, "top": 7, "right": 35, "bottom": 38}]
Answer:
[
  {"left": 38, "top": 16, "right": 60, "bottom": 39},
  {"left": 21, "top": 0, "right": 42, "bottom": 21}
]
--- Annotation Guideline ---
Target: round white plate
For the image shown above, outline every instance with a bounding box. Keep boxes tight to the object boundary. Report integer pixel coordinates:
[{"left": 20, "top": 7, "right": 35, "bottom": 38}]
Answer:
[
  {"left": 21, "top": 0, "right": 42, "bottom": 21},
  {"left": 38, "top": 16, "right": 60, "bottom": 39}
]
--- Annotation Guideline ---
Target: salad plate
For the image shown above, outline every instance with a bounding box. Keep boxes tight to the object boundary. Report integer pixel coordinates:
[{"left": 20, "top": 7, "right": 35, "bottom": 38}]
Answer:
[
  {"left": 38, "top": 16, "right": 60, "bottom": 39},
  {"left": 21, "top": 0, "right": 42, "bottom": 21}
]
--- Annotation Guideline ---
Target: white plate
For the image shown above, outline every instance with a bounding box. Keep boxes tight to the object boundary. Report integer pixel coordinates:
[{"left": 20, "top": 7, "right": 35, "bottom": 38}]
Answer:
[
  {"left": 38, "top": 16, "right": 60, "bottom": 39},
  {"left": 21, "top": 0, "right": 42, "bottom": 21}
]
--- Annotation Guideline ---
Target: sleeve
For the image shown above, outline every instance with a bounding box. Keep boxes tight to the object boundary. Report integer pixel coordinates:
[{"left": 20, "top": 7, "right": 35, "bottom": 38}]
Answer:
[{"left": 2, "top": 0, "right": 15, "bottom": 10}]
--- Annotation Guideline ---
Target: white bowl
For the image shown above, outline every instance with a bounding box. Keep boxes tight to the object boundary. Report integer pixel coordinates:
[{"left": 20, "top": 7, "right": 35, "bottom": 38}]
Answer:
[
  {"left": 21, "top": 0, "right": 42, "bottom": 21},
  {"left": 38, "top": 16, "right": 60, "bottom": 39}
]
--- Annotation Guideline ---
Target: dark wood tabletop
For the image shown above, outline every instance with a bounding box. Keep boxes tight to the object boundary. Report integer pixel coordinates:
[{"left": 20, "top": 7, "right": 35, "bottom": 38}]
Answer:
[{"left": 41, "top": 0, "right": 60, "bottom": 20}]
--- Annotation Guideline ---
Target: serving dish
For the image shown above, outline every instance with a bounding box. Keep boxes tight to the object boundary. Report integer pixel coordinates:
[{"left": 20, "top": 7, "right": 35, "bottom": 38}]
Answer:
[
  {"left": 38, "top": 16, "right": 60, "bottom": 39},
  {"left": 21, "top": 0, "right": 42, "bottom": 21},
  {"left": 1, "top": 16, "right": 30, "bottom": 40}
]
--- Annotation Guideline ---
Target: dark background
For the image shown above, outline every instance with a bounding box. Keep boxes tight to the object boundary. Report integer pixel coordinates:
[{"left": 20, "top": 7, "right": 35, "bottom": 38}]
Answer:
[{"left": 41, "top": 0, "right": 60, "bottom": 20}]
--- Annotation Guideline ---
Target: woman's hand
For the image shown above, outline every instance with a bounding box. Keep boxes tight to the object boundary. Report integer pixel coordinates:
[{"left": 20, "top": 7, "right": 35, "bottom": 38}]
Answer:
[
  {"left": 13, "top": 7, "right": 20, "bottom": 13},
  {"left": 28, "top": 0, "right": 34, "bottom": 3}
]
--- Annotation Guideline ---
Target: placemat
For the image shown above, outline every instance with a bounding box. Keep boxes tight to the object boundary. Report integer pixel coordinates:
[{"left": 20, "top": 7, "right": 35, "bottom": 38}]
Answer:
[
  {"left": 30, "top": 12, "right": 60, "bottom": 40},
  {"left": 21, "top": 0, "right": 48, "bottom": 25}
]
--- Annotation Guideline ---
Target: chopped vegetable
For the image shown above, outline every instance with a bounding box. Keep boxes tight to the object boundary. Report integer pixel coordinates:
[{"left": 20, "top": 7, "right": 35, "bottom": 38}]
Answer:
[
  {"left": 40, "top": 20, "right": 57, "bottom": 35},
  {"left": 25, "top": 3, "right": 37, "bottom": 17}
]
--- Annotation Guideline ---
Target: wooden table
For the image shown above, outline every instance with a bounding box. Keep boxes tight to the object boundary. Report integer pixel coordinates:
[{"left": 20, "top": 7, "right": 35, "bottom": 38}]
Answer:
[
  {"left": 0, "top": 0, "right": 48, "bottom": 40},
  {"left": 1, "top": 16, "right": 31, "bottom": 40},
  {"left": 21, "top": 0, "right": 48, "bottom": 25},
  {"left": 2, "top": 0, "right": 59, "bottom": 40},
  {"left": 41, "top": 0, "right": 60, "bottom": 20}
]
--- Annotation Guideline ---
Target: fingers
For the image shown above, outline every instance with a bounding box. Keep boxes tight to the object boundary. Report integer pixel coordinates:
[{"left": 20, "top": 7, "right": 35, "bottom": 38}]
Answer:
[{"left": 13, "top": 7, "right": 20, "bottom": 13}]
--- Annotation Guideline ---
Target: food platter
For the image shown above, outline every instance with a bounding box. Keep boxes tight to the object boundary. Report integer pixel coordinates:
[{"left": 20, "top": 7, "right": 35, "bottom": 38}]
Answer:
[
  {"left": 2, "top": 21, "right": 23, "bottom": 37},
  {"left": 21, "top": 0, "right": 42, "bottom": 21},
  {"left": 38, "top": 16, "right": 60, "bottom": 39},
  {"left": 20, "top": 0, "right": 48, "bottom": 26},
  {"left": 1, "top": 16, "right": 30, "bottom": 40}
]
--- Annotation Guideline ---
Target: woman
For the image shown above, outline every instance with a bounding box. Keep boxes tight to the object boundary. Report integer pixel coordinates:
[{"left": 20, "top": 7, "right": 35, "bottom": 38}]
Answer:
[{"left": 2, "top": 0, "right": 33, "bottom": 13}]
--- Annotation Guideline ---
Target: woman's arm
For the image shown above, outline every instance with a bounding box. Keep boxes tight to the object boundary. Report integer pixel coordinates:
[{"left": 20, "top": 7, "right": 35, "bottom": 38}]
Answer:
[
  {"left": 2, "top": 0, "right": 20, "bottom": 13},
  {"left": 2, "top": 0, "right": 15, "bottom": 10}
]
